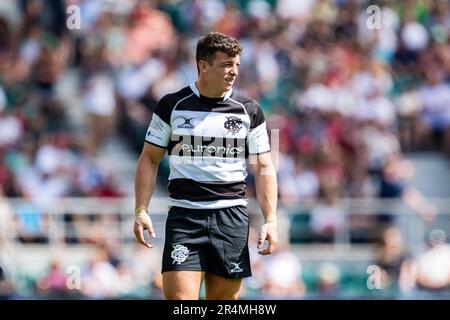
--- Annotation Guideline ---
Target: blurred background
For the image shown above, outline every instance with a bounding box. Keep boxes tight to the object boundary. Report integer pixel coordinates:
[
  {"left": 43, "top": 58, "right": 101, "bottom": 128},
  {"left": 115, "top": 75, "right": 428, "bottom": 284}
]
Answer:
[{"left": 1, "top": 0, "right": 450, "bottom": 299}]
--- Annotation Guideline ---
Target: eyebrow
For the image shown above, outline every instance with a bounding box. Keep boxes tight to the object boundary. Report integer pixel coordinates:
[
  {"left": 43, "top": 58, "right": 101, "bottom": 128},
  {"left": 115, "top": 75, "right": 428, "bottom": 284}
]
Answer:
[{"left": 221, "top": 60, "right": 240, "bottom": 64}]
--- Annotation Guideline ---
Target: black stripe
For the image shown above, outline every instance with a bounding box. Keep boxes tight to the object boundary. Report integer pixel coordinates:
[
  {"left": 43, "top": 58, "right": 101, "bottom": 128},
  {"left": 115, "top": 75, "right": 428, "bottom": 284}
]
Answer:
[
  {"left": 230, "top": 94, "right": 265, "bottom": 129},
  {"left": 248, "top": 149, "right": 271, "bottom": 155},
  {"left": 175, "top": 97, "right": 246, "bottom": 114},
  {"left": 145, "top": 140, "right": 167, "bottom": 149},
  {"left": 168, "top": 179, "right": 246, "bottom": 201},
  {"left": 168, "top": 135, "right": 246, "bottom": 158}
]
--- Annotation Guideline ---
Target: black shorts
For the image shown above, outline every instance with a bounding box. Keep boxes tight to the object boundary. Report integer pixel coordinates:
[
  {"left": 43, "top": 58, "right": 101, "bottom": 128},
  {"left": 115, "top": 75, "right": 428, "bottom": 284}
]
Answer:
[{"left": 162, "top": 205, "right": 251, "bottom": 279}]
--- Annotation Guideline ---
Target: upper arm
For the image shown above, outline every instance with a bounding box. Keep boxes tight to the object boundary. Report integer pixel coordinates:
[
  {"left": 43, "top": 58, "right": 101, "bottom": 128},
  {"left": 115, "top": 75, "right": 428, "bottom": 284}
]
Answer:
[{"left": 248, "top": 152, "right": 274, "bottom": 176}]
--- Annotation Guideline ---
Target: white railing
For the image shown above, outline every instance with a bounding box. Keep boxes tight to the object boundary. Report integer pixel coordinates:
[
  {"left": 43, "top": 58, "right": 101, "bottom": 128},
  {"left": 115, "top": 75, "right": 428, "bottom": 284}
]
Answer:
[
  {"left": 4, "top": 196, "right": 450, "bottom": 214},
  {"left": 1, "top": 196, "right": 450, "bottom": 300},
  {"left": 1, "top": 197, "right": 450, "bottom": 257}
]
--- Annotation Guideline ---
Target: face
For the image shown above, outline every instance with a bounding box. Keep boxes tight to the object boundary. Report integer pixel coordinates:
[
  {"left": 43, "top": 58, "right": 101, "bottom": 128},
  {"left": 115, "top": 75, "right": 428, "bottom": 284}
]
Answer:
[{"left": 200, "top": 51, "right": 240, "bottom": 96}]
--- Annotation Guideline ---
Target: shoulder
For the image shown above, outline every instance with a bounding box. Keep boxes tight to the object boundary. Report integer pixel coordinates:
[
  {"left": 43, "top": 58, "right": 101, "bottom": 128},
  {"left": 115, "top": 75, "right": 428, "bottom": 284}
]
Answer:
[
  {"left": 229, "top": 92, "right": 261, "bottom": 113},
  {"left": 230, "top": 92, "right": 265, "bottom": 129},
  {"left": 159, "top": 86, "right": 193, "bottom": 107},
  {"left": 154, "top": 86, "right": 193, "bottom": 123}
]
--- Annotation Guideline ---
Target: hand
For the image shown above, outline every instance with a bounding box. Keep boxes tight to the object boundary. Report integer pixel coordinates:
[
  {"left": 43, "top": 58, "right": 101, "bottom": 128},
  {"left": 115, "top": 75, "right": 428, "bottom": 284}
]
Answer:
[
  {"left": 133, "top": 208, "right": 156, "bottom": 248},
  {"left": 257, "top": 216, "right": 278, "bottom": 255}
]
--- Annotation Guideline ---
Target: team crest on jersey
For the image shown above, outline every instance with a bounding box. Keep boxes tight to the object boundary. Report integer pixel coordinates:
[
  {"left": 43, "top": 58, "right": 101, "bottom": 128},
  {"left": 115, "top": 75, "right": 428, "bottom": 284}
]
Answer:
[
  {"left": 224, "top": 116, "right": 243, "bottom": 135},
  {"left": 171, "top": 244, "right": 190, "bottom": 264},
  {"left": 177, "top": 117, "right": 196, "bottom": 129}
]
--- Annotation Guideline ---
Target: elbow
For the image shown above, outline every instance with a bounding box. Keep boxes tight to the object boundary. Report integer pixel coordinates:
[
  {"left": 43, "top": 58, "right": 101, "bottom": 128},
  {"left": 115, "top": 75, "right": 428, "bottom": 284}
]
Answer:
[
  {"left": 255, "top": 163, "right": 276, "bottom": 176},
  {"left": 138, "top": 154, "right": 159, "bottom": 171}
]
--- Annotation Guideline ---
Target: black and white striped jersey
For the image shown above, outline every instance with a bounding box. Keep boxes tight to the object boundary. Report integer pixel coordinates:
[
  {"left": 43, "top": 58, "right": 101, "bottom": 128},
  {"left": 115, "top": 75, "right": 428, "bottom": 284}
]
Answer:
[{"left": 145, "top": 82, "right": 270, "bottom": 209}]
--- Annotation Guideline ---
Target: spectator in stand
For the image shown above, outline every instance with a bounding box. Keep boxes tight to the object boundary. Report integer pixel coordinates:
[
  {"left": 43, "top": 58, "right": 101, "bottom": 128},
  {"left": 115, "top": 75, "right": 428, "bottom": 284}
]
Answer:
[
  {"left": 415, "top": 67, "right": 450, "bottom": 155},
  {"left": 374, "top": 226, "right": 416, "bottom": 294},
  {"left": 378, "top": 154, "right": 437, "bottom": 225},
  {"left": 316, "top": 262, "right": 341, "bottom": 297},
  {"left": 36, "top": 259, "right": 68, "bottom": 298},
  {"left": 404, "top": 229, "right": 450, "bottom": 297}
]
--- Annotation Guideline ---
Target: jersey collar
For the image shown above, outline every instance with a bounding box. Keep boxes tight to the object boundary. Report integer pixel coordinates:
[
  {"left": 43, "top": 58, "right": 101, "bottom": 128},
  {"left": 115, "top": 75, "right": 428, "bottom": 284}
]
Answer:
[{"left": 190, "top": 81, "right": 233, "bottom": 101}]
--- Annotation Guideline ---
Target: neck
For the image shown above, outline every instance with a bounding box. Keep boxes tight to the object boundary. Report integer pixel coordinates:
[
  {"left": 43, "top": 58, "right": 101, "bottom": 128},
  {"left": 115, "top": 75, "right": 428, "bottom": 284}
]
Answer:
[{"left": 195, "top": 79, "right": 226, "bottom": 98}]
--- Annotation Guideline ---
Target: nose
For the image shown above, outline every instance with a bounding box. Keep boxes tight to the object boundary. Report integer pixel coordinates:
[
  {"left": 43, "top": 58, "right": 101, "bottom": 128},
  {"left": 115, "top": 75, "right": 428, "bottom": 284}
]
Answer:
[{"left": 230, "top": 65, "right": 238, "bottom": 76}]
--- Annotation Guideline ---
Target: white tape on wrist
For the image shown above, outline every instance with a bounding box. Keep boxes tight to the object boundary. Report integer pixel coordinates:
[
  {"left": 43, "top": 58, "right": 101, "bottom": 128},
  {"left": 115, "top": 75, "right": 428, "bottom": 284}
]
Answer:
[{"left": 135, "top": 209, "right": 152, "bottom": 228}]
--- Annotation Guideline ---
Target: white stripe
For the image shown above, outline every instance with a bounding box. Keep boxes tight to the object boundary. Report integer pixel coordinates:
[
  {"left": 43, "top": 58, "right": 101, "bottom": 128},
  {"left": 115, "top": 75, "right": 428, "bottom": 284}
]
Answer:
[
  {"left": 169, "top": 198, "right": 248, "bottom": 209},
  {"left": 224, "top": 88, "right": 233, "bottom": 100},
  {"left": 248, "top": 121, "right": 271, "bottom": 154},
  {"left": 168, "top": 156, "right": 247, "bottom": 182},
  {"left": 145, "top": 113, "right": 172, "bottom": 147},
  {"left": 189, "top": 81, "right": 200, "bottom": 97}
]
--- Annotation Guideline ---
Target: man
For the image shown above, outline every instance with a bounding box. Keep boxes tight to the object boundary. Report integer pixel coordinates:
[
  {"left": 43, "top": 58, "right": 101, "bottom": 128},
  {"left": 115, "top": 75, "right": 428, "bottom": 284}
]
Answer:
[{"left": 134, "top": 32, "right": 278, "bottom": 300}]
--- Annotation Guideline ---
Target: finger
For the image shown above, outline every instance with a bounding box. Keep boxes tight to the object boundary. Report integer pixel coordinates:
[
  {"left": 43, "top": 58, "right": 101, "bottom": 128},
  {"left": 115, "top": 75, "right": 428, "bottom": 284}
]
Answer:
[
  {"left": 133, "top": 223, "right": 146, "bottom": 246},
  {"left": 147, "top": 224, "right": 156, "bottom": 238},
  {"left": 257, "top": 224, "right": 267, "bottom": 249},
  {"left": 259, "top": 234, "right": 277, "bottom": 255},
  {"left": 134, "top": 222, "right": 152, "bottom": 248},
  {"left": 257, "top": 231, "right": 266, "bottom": 249},
  {"left": 266, "top": 239, "right": 277, "bottom": 254}
]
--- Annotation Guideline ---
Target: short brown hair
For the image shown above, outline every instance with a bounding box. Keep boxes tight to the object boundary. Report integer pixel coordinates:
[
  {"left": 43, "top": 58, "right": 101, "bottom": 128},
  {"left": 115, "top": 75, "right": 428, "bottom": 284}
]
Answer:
[{"left": 196, "top": 32, "right": 242, "bottom": 70}]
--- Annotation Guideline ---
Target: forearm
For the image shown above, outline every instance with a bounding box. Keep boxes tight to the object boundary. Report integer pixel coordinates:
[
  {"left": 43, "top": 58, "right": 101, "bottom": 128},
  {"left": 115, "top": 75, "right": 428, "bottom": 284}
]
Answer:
[
  {"left": 254, "top": 163, "right": 278, "bottom": 222},
  {"left": 135, "top": 155, "right": 158, "bottom": 211}
]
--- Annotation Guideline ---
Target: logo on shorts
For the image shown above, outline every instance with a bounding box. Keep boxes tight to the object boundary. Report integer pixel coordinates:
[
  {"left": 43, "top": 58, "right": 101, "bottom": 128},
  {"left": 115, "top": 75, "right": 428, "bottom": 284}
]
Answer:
[
  {"left": 224, "top": 116, "right": 243, "bottom": 135},
  {"left": 171, "top": 244, "right": 190, "bottom": 265},
  {"left": 230, "top": 262, "right": 243, "bottom": 273},
  {"left": 177, "top": 117, "right": 195, "bottom": 129}
]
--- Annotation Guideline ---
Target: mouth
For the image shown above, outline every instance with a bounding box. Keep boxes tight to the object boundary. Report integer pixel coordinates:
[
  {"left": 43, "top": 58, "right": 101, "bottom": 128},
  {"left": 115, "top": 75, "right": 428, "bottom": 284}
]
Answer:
[{"left": 225, "top": 77, "right": 235, "bottom": 84}]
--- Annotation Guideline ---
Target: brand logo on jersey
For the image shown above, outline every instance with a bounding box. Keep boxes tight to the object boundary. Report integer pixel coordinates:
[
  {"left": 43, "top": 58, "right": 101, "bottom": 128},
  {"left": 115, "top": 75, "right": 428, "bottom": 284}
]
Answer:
[
  {"left": 230, "top": 262, "right": 243, "bottom": 273},
  {"left": 177, "top": 117, "right": 195, "bottom": 129},
  {"left": 224, "top": 116, "right": 243, "bottom": 135},
  {"left": 171, "top": 244, "right": 190, "bottom": 264},
  {"left": 180, "top": 143, "right": 244, "bottom": 155}
]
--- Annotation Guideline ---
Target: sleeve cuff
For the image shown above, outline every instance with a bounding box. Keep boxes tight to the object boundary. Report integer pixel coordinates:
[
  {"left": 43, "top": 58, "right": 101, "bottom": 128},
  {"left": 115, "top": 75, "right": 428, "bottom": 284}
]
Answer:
[{"left": 145, "top": 140, "right": 168, "bottom": 149}]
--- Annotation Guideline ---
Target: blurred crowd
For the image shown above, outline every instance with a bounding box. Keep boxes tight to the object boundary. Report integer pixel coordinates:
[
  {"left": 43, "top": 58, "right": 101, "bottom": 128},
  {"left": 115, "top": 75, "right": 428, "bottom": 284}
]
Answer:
[{"left": 1, "top": 0, "right": 450, "bottom": 299}]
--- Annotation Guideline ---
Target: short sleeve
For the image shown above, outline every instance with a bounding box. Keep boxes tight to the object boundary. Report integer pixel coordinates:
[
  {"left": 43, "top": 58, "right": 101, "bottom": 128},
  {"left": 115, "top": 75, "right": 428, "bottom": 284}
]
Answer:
[
  {"left": 246, "top": 101, "right": 270, "bottom": 155},
  {"left": 145, "top": 96, "right": 172, "bottom": 148}
]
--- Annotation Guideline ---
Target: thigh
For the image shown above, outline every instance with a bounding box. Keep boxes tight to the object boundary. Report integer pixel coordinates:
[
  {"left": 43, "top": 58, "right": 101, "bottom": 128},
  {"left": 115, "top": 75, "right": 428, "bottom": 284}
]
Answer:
[
  {"left": 205, "top": 273, "right": 242, "bottom": 300},
  {"left": 163, "top": 271, "right": 205, "bottom": 300}
]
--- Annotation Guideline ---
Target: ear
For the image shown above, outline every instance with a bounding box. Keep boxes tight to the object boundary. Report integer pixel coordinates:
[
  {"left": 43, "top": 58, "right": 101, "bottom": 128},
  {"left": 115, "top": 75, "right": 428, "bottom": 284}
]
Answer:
[{"left": 198, "top": 60, "right": 208, "bottom": 73}]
